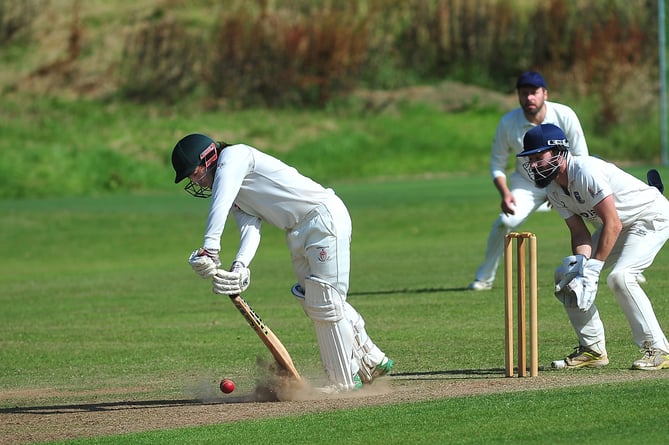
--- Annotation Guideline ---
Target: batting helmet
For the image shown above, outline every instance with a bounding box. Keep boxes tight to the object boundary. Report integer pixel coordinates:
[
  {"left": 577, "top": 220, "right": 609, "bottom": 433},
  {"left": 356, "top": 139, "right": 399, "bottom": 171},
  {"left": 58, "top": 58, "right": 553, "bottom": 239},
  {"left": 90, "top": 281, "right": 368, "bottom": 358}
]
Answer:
[
  {"left": 517, "top": 124, "right": 569, "bottom": 158},
  {"left": 171, "top": 133, "right": 218, "bottom": 183}
]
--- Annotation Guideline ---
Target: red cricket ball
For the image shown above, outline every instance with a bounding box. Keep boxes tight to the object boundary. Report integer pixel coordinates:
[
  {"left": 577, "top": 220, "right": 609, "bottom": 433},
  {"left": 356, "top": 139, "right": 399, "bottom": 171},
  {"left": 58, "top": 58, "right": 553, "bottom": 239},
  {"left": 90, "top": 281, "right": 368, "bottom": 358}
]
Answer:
[{"left": 220, "top": 378, "right": 235, "bottom": 394}]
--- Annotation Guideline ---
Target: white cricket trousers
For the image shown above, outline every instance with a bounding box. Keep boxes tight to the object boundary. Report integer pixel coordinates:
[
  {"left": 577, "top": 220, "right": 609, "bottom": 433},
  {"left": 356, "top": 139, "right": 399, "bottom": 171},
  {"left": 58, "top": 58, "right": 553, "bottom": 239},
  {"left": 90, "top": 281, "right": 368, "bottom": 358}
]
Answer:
[
  {"left": 286, "top": 196, "right": 386, "bottom": 367},
  {"left": 475, "top": 172, "right": 549, "bottom": 283},
  {"left": 568, "top": 199, "right": 669, "bottom": 352}
]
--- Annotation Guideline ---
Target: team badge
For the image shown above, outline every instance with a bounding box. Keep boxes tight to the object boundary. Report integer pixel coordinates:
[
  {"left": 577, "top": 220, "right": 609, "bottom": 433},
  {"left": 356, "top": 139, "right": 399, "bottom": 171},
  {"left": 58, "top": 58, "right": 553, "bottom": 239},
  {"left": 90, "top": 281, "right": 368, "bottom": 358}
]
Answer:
[{"left": 318, "top": 247, "right": 329, "bottom": 262}]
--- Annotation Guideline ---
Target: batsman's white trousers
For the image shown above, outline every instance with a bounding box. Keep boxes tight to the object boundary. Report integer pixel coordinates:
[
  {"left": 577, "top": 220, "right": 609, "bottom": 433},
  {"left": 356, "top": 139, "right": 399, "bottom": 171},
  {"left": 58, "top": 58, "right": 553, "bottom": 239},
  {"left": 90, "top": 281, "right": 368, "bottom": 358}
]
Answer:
[
  {"left": 568, "top": 200, "right": 669, "bottom": 352},
  {"left": 475, "top": 172, "right": 549, "bottom": 283},
  {"left": 286, "top": 197, "right": 386, "bottom": 377}
]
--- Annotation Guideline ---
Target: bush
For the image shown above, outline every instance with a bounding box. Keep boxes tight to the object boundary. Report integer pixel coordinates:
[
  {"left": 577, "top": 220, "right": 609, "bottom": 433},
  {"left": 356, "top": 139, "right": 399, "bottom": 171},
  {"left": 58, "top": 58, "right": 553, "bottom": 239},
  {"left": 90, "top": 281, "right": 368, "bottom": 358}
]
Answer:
[
  {"left": 118, "top": 13, "right": 202, "bottom": 103},
  {"left": 205, "top": 3, "right": 371, "bottom": 107},
  {"left": 0, "top": 0, "right": 41, "bottom": 44}
]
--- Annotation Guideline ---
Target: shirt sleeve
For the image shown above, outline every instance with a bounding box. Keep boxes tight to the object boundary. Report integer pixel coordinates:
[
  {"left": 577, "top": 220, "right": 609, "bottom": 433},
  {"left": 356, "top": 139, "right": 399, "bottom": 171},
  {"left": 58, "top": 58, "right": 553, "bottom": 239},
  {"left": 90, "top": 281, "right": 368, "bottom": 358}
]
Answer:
[
  {"left": 489, "top": 119, "right": 510, "bottom": 180},
  {"left": 231, "top": 205, "right": 261, "bottom": 267},
  {"left": 202, "top": 145, "right": 255, "bottom": 251},
  {"left": 579, "top": 166, "right": 611, "bottom": 209},
  {"left": 554, "top": 105, "right": 589, "bottom": 157}
]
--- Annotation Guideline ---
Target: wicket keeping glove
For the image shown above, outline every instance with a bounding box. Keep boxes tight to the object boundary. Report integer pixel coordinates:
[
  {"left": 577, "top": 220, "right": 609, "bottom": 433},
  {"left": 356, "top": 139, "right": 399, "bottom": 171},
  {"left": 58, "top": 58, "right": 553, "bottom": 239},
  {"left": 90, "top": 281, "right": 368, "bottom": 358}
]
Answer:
[
  {"left": 554, "top": 254, "right": 587, "bottom": 297},
  {"left": 567, "top": 258, "right": 604, "bottom": 311},
  {"left": 188, "top": 248, "right": 220, "bottom": 279},
  {"left": 212, "top": 261, "right": 251, "bottom": 295}
]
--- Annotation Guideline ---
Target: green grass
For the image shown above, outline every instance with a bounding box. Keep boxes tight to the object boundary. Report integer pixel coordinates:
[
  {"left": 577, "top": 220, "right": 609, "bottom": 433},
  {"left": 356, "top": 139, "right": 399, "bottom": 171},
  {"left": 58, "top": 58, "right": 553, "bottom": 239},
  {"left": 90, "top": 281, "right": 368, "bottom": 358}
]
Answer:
[
  {"left": 0, "top": 95, "right": 503, "bottom": 198},
  {"left": 2, "top": 92, "right": 663, "bottom": 199},
  {"left": 52, "top": 379, "right": 668, "bottom": 445},
  {"left": 2, "top": 171, "right": 669, "bottom": 444}
]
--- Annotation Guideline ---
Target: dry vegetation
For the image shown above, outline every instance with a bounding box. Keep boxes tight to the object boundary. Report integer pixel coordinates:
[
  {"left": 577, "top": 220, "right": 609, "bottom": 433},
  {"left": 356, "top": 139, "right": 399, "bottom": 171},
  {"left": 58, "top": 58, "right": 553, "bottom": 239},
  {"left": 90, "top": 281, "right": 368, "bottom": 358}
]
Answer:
[{"left": 0, "top": 0, "right": 660, "bottom": 124}]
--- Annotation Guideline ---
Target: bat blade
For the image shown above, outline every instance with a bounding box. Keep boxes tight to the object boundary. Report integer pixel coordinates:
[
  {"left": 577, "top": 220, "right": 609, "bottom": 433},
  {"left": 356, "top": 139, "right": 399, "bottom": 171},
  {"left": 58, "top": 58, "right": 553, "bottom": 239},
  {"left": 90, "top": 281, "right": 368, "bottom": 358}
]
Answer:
[{"left": 229, "top": 294, "right": 302, "bottom": 381}]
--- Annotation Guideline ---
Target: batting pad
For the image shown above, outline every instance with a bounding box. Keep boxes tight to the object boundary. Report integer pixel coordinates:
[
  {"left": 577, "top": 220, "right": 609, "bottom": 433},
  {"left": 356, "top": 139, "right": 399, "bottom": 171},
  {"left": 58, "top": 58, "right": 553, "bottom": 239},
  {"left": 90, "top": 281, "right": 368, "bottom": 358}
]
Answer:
[
  {"left": 347, "top": 306, "right": 385, "bottom": 382},
  {"left": 303, "top": 276, "right": 357, "bottom": 389}
]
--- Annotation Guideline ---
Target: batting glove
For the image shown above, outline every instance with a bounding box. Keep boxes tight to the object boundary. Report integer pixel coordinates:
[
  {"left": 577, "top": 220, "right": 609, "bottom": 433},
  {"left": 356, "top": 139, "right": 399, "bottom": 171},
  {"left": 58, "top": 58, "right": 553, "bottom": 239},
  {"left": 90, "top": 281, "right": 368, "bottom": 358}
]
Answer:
[
  {"left": 188, "top": 248, "right": 220, "bottom": 279},
  {"left": 567, "top": 258, "right": 604, "bottom": 311},
  {"left": 212, "top": 261, "right": 251, "bottom": 295}
]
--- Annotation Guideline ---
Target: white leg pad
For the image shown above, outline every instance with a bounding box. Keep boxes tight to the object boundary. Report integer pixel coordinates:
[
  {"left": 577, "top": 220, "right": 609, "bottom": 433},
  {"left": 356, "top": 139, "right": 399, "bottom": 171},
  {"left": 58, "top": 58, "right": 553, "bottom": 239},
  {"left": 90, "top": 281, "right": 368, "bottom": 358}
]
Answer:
[
  {"left": 345, "top": 302, "right": 385, "bottom": 382},
  {"left": 303, "top": 276, "right": 357, "bottom": 390}
]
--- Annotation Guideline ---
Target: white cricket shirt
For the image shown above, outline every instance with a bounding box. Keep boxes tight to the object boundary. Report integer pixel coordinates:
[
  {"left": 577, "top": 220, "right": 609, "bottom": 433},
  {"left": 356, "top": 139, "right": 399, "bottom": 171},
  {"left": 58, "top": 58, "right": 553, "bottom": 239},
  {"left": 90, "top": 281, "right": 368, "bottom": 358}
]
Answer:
[
  {"left": 547, "top": 155, "right": 659, "bottom": 227},
  {"left": 490, "top": 101, "right": 588, "bottom": 182},
  {"left": 202, "top": 144, "right": 336, "bottom": 263}
]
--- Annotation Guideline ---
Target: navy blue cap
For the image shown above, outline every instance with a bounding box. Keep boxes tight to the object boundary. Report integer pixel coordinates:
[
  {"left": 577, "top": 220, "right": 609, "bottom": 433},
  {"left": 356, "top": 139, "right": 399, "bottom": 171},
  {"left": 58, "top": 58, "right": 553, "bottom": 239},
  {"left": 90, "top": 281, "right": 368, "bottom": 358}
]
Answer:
[
  {"left": 517, "top": 124, "right": 569, "bottom": 157},
  {"left": 516, "top": 71, "right": 547, "bottom": 89}
]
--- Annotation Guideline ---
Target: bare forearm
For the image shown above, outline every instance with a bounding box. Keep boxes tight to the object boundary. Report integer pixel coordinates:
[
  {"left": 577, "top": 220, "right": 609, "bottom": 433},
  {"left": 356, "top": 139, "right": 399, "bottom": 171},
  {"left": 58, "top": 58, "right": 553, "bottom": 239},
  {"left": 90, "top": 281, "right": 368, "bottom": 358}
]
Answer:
[{"left": 592, "top": 224, "right": 621, "bottom": 261}]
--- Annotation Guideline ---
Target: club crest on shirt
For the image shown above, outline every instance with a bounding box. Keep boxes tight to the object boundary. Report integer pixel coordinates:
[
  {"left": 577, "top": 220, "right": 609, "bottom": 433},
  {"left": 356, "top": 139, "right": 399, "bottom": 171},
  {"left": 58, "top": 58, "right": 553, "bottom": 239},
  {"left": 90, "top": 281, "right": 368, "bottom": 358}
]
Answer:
[
  {"left": 318, "top": 247, "right": 329, "bottom": 262},
  {"left": 573, "top": 191, "right": 585, "bottom": 204}
]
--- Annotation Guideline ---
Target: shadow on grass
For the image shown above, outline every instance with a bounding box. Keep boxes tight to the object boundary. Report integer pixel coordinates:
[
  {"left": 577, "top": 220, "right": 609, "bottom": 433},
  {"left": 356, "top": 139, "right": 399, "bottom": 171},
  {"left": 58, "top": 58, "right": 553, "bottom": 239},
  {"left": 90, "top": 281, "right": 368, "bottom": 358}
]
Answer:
[
  {"left": 350, "top": 286, "right": 469, "bottom": 296},
  {"left": 390, "top": 369, "right": 506, "bottom": 380},
  {"left": 0, "top": 395, "right": 264, "bottom": 415}
]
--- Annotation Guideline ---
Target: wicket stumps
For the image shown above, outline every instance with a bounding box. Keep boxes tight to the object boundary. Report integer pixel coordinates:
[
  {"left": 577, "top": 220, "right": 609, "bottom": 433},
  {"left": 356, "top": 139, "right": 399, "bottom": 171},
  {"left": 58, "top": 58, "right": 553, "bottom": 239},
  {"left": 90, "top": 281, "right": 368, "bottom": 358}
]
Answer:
[{"left": 504, "top": 232, "right": 538, "bottom": 377}]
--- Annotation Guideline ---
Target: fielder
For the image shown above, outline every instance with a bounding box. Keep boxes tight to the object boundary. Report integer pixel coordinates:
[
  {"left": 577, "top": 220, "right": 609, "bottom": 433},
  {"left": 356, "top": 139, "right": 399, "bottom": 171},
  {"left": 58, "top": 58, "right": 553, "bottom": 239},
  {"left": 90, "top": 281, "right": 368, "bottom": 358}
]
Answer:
[
  {"left": 171, "top": 133, "right": 394, "bottom": 391},
  {"left": 517, "top": 123, "right": 669, "bottom": 370},
  {"left": 468, "top": 71, "right": 589, "bottom": 291}
]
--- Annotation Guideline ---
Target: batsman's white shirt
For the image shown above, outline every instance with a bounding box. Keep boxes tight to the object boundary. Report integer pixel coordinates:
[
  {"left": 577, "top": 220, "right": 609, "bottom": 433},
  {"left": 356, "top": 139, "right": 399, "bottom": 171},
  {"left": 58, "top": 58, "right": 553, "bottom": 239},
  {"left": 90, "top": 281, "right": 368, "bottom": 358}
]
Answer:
[
  {"left": 202, "top": 143, "right": 350, "bottom": 293},
  {"left": 490, "top": 101, "right": 588, "bottom": 182}
]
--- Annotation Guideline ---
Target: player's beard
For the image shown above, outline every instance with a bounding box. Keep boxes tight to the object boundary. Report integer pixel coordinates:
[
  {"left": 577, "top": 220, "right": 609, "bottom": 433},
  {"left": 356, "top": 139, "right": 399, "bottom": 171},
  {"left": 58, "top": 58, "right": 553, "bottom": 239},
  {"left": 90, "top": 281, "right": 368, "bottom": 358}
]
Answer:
[
  {"left": 521, "top": 98, "right": 544, "bottom": 117},
  {"left": 530, "top": 151, "right": 564, "bottom": 188},
  {"left": 533, "top": 173, "right": 556, "bottom": 188}
]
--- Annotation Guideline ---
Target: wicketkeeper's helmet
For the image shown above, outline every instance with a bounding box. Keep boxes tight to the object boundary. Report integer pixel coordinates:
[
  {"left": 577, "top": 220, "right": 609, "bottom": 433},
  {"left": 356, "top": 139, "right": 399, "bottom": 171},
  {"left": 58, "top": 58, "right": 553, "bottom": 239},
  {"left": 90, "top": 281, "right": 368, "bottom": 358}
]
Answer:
[
  {"left": 516, "top": 124, "right": 569, "bottom": 188},
  {"left": 517, "top": 123, "right": 569, "bottom": 157}
]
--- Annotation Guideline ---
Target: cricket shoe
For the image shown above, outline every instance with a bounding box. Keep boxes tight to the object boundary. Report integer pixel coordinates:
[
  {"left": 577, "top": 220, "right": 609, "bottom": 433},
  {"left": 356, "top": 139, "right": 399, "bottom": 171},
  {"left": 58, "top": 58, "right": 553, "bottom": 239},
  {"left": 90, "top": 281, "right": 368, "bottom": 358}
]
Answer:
[
  {"left": 371, "top": 357, "right": 394, "bottom": 379},
  {"left": 467, "top": 280, "right": 493, "bottom": 291},
  {"left": 632, "top": 341, "right": 669, "bottom": 370},
  {"left": 551, "top": 345, "right": 609, "bottom": 369}
]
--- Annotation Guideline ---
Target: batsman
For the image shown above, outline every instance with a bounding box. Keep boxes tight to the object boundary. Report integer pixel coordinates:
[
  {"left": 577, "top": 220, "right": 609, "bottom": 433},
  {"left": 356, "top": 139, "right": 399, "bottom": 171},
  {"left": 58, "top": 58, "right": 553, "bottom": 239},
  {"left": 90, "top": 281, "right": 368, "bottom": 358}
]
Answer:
[{"left": 171, "top": 133, "right": 393, "bottom": 392}]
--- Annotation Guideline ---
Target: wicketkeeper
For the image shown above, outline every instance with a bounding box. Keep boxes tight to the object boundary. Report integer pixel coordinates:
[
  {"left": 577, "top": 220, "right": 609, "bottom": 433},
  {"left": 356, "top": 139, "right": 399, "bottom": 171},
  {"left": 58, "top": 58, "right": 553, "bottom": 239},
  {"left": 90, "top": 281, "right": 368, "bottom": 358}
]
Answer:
[
  {"left": 517, "top": 123, "right": 669, "bottom": 371},
  {"left": 171, "top": 133, "right": 394, "bottom": 391}
]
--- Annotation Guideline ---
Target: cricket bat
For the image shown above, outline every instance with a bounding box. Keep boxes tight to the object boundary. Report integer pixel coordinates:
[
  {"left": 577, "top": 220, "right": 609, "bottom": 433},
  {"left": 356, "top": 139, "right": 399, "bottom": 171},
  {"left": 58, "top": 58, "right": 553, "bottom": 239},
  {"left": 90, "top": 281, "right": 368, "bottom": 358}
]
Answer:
[{"left": 228, "top": 294, "right": 302, "bottom": 381}]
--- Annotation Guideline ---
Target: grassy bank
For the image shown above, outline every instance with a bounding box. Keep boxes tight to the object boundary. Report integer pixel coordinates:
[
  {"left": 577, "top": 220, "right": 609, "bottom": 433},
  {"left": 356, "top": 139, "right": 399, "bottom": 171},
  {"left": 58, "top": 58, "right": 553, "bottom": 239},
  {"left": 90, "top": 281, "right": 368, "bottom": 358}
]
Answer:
[{"left": 2, "top": 89, "right": 665, "bottom": 199}]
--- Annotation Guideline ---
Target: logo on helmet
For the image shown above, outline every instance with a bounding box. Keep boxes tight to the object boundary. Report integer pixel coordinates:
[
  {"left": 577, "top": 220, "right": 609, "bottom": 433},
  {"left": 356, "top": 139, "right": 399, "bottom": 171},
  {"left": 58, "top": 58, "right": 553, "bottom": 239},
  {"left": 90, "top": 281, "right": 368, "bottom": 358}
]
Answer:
[
  {"left": 547, "top": 139, "right": 569, "bottom": 148},
  {"left": 200, "top": 142, "right": 218, "bottom": 169}
]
